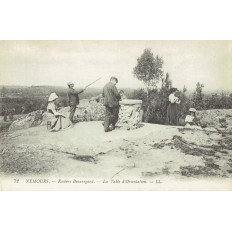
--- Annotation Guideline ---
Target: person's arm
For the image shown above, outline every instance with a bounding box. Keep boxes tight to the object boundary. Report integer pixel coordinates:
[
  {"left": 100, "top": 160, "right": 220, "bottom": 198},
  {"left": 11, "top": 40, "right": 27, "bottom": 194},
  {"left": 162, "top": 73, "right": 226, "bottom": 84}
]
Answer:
[
  {"left": 49, "top": 104, "right": 59, "bottom": 116},
  {"left": 76, "top": 87, "right": 86, "bottom": 94},
  {"left": 185, "top": 115, "right": 191, "bottom": 123},
  {"left": 176, "top": 97, "right": 181, "bottom": 104},
  {"left": 69, "top": 88, "right": 83, "bottom": 96},
  {"left": 170, "top": 94, "right": 181, "bottom": 104},
  {"left": 50, "top": 104, "right": 65, "bottom": 117},
  {"left": 112, "top": 85, "right": 121, "bottom": 100}
]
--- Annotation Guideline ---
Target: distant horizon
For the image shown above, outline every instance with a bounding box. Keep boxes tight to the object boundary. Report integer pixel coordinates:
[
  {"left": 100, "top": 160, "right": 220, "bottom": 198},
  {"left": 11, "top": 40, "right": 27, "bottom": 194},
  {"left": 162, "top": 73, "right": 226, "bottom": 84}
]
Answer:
[
  {"left": 1, "top": 84, "right": 232, "bottom": 93},
  {"left": 1, "top": 41, "right": 231, "bottom": 91}
]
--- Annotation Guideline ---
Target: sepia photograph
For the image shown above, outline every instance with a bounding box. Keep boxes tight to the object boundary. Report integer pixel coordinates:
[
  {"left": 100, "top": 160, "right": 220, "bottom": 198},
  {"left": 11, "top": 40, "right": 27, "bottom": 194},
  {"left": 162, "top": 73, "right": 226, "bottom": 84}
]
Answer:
[{"left": 0, "top": 40, "right": 232, "bottom": 190}]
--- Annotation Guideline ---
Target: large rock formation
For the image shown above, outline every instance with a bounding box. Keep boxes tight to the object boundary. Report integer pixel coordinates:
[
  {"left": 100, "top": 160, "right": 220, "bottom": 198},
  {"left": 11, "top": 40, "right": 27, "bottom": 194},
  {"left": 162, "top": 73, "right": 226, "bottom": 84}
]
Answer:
[
  {"left": 74, "top": 99, "right": 105, "bottom": 122},
  {"left": 196, "top": 109, "right": 232, "bottom": 133},
  {"left": 9, "top": 100, "right": 105, "bottom": 131},
  {"left": 9, "top": 110, "right": 44, "bottom": 131}
]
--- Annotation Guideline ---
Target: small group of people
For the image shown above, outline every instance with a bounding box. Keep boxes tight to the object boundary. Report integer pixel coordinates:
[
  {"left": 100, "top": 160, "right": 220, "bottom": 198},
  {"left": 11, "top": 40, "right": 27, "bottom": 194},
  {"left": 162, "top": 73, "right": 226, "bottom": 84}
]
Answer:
[
  {"left": 167, "top": 87, "right": 199, "bottom": 127},
  {"left": 46, "top": 81, "right": 86, "bottom": 131},
  {"left": 46, "top": 76, "right": 123, "bottom": 132},
  {"left": 46, "top": 77, "right": 199, "bottom": 132}
]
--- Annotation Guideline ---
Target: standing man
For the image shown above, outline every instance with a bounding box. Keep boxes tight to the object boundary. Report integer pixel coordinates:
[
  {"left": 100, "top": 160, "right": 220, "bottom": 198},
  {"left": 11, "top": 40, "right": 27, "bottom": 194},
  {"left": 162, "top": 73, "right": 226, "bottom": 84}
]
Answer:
[
  {"left": 102, "top": 76, "right": 121, "bottom": 132},
  {"left": 67, "top": 82, "right": 86, "bottom": 123}
]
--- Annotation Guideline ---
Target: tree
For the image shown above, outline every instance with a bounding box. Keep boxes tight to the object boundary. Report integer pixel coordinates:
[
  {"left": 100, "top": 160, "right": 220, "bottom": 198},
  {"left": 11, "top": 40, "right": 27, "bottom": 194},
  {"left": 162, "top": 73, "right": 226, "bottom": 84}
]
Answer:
[
  {"left": 180, "top": 85, "right": 187, "bottom": 103},
  {"left": 162, "top": 72, "right": 172, "bottom": 90},
  {"left": 193, "top": 82, "right": 205, "bottom": 109},
  {"left": 133, "top": 49, "right": 164, "bottom": 99},
  {"left": 177, "top": 85, "right": 192, "bottom": 118},
  {"left": 133, "top": 72, "right": 173, "bottom": 123},
  {"left": 155, "top": 73, "right": 173, "bottom": 123}
]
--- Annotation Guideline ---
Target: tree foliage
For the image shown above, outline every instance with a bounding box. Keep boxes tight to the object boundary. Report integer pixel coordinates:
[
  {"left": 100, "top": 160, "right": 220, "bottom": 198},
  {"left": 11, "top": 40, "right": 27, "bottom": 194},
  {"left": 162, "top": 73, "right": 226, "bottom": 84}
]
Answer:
[
  {"left": 133, "top": 49, "right": 164, "bottom": 95},
  {"left": 193, "top": 82, "right": 205, "bottom": 109},
  {"left": 133, "top": 72, "right": 173, "bottom": 123}
]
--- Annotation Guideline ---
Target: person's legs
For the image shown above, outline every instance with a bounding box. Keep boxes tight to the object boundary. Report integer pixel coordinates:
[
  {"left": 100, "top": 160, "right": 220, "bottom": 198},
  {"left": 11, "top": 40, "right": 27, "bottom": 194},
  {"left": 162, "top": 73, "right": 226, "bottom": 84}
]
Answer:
[
  {"left": 69, "top": 105, "right": 76, "bottom": 123},
  {"left": 173, "top": 104, "right": 179, "bottom": 126},
  {"left": 104, "top": 106, "right": 112, "bottom": 132},
  {"left": 167, "top": 104, "right": 171, "bottom": 124},
  {"left": 111, "top": 106, "right": 119, "bottom": 129},
  {"left": 168, "top": 103, "right": 177, "bottom": 125},
  {"left": 59, "top": 116, "right": 62, "bottom": 129},
  {"left": 50, "top": 117, "right": 59, "bottom": 130}
]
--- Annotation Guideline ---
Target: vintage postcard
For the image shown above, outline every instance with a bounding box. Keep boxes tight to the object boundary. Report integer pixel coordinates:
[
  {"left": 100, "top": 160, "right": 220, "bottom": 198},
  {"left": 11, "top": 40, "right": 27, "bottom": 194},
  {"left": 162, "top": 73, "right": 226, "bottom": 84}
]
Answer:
[{"left": 0, "top": 40, "right": 232, "bottom": 190}]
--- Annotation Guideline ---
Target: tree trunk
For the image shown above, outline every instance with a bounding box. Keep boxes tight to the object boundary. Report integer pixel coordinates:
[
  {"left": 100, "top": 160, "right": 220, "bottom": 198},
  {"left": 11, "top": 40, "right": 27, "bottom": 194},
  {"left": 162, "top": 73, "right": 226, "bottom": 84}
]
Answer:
[{"left": 146, "top": 86, "right": 149, "bottom": 101}]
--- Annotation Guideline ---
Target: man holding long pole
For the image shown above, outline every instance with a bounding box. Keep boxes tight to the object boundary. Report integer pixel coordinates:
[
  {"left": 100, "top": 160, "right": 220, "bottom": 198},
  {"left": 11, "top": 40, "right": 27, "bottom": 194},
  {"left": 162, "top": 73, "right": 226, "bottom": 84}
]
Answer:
[
  {"left": 67, "top": 82, "right": 86, "bottom": 124},
  {"left": 67, "top": 78, "right": 102, "bottom": 124}
]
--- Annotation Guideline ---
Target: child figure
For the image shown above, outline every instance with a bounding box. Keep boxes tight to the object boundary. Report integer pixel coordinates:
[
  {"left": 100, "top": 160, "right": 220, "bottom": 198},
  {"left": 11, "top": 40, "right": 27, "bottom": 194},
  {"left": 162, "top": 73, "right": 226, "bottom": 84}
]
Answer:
[
  {"left": 119, "top": 90, "right": 127, "bottom": 100},
  {"left": 185, "top": 108, "right": 200, "bottom": 126}
]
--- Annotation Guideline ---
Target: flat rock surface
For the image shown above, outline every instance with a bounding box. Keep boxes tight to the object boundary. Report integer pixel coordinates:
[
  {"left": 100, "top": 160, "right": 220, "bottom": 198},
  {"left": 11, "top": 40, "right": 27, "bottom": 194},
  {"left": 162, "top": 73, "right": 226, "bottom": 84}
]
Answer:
[{"left": 1, "top": 121, "right": 232, "bottom": 180}]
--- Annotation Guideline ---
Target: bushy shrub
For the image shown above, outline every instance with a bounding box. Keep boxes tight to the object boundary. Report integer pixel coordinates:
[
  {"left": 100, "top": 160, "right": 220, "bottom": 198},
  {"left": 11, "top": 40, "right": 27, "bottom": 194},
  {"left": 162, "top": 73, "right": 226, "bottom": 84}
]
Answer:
[{"left": 133, "top": 81, "right": 232, "bottom": 125}]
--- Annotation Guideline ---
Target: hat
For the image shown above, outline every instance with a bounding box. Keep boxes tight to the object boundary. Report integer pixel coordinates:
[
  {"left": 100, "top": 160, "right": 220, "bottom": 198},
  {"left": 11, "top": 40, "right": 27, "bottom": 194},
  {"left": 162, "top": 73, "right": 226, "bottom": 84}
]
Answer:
[
  {"left": 110, "top": 76, "right": 118, "bottom": 83},
  {"left": 67, "top": 82, "right": 74, "bottom": 86},
  {"left": 170, "top": 88, "right": 177, "bottom": 94},
  {"left": 189, "top": 108, "right": 196, "bottom": 113},
  {"left": 48, "top": 93, "right": 58, "bottom": 102}
]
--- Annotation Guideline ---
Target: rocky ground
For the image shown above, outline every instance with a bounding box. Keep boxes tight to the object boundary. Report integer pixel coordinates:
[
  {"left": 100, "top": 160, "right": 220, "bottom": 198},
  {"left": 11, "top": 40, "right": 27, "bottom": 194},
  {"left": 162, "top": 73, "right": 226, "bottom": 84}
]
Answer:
[{"left": 1, "top": 120, "right": 232, "bottom": 182}]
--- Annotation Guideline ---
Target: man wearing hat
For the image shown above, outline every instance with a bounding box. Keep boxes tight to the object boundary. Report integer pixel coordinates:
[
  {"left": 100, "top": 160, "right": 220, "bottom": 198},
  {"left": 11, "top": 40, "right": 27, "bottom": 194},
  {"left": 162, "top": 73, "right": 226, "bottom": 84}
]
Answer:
[
  {"left": 67, "top": 82, "right": 86, "bottom": 123},
  {"left": 102, "top": 76, "right": 121, "bottom": 132}
]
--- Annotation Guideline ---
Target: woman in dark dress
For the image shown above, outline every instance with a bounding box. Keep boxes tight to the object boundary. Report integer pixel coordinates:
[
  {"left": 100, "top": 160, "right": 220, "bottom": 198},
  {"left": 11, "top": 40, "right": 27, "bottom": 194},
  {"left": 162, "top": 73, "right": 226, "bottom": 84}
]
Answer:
[{"left": 167, "top": 88, "right": 181, "bottom": 125}]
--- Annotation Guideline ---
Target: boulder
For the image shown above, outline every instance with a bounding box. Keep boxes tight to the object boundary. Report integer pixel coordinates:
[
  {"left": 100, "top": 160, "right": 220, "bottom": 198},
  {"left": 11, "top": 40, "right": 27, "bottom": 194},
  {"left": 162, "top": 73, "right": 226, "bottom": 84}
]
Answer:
[
  {"left": 196, "top": 109, "right": 232, "bottom": 132},
  {"left": 9, "top": 110, "right": 44, "bottom": 131},
  {"left": 74, "top": 100, "right": 105, "bottom": 122},
  {"left": 9, "top": 99, "right": 105, "bottom": 131}
]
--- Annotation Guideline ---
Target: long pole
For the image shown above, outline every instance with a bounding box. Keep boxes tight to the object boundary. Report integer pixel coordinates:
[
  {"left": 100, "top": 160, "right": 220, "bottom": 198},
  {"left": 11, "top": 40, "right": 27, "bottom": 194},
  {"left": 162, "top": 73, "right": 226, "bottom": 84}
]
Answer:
[{"left": 85, "top": 77, "right": 102, "bottom": 89}]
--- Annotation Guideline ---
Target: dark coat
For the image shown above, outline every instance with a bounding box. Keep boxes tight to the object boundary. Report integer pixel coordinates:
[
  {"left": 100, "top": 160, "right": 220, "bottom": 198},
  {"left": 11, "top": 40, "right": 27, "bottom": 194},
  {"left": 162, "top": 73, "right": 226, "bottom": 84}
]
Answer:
[
  {"left": 68, "top": 88, "right": 84, "bottom": 106},
  {"left": 102, "top": 82, "right": 121, "bottom": 107}
]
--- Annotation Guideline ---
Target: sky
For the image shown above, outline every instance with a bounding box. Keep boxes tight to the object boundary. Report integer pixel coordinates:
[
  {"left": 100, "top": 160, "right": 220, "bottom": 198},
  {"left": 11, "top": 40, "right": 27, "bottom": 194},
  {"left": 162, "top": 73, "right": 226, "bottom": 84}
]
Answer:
[{"left": 0, "top": 40, "right": 231, "bottom": 91}]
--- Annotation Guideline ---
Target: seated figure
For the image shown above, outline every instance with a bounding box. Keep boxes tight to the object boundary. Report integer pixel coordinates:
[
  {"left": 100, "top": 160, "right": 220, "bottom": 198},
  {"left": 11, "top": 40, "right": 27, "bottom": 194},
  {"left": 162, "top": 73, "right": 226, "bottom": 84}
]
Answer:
[
  {"left": 185, "top": 108, "right": 201, "bottom": 128},
  {"left": 47, "top": 93, "right": 71, "bottom": 132}
]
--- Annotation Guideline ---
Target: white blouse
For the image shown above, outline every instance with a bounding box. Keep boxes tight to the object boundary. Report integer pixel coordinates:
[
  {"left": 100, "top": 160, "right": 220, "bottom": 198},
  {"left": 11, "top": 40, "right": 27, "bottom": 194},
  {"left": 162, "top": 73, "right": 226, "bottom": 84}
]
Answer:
[
  {"left": 169, "top": 94, "right": 180, "bottom": 104},
  {"left": 185, "top": 115, "right": 194, "bottom": 123},
  {"left": 47, "top": 102, "right": 59, "bottom": 116}
]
